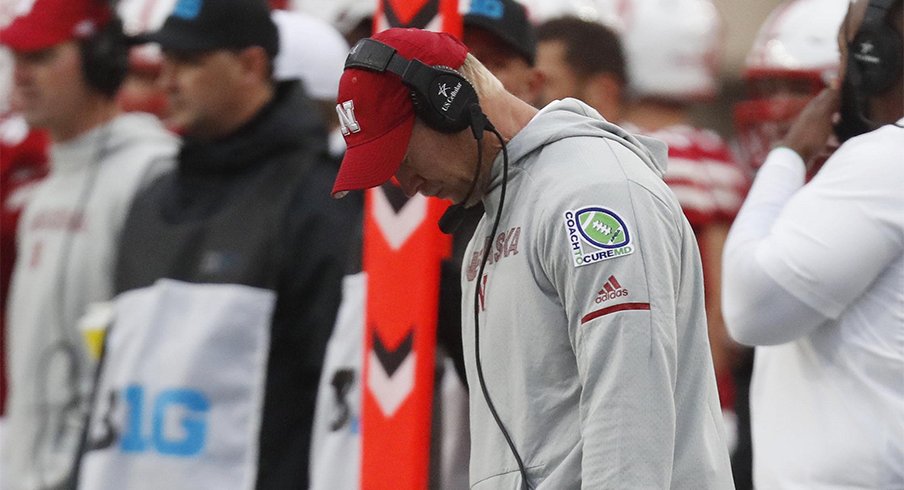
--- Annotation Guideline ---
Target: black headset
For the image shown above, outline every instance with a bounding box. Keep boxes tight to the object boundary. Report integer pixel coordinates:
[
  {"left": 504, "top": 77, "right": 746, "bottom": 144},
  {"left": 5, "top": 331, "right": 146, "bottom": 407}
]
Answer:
[
  {"left": 79, "top": 16, "right": 129, "bottom": 97},
  {"left": 344, "top": 37, "right": 483, "bottom": 134},
  {"left": 847, "top": 0, "right": 903, "bottom": 95},
  {"left": 836, "top": 0, "right": 903, "bottom": 141}
]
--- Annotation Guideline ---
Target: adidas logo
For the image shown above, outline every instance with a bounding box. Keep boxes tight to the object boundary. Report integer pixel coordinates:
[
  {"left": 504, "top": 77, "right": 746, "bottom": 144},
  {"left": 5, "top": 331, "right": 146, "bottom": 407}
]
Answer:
[{"left": 595, "top": 275, "right": 628, "bottom": 304}]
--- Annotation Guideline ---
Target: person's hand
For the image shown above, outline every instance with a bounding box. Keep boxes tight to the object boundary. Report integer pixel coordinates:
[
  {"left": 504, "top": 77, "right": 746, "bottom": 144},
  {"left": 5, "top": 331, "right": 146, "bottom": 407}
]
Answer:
[{"left": 781, "top": 87, "right": 841, "bottom": 170}]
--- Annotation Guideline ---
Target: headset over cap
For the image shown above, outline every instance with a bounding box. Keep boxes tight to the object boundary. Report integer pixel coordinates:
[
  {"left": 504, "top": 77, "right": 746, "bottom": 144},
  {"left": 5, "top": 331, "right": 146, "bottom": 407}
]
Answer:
[{"left": 331, "top": 28, "right": 474, "bottom": 198}]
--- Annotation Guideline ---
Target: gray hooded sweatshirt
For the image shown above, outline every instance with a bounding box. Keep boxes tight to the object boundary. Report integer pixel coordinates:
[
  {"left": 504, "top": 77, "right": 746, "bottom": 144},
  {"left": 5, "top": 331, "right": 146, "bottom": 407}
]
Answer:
[{"left": 461, "top": 99, "right": 733, "bottom": 489}]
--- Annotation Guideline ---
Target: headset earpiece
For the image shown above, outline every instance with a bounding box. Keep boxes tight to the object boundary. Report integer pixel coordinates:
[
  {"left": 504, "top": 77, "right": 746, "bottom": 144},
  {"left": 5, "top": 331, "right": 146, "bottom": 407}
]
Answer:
[
  {"left": 80, "top": 17, "right": 129, "bottom": 97},
  {"left": 847, "top": 0, "right": 903, "bottom": 95},
  {"left": 346, "top": 38, "right": 482, "bottom": 134},
  {"left": 411, "top": 65, "right": 479, "bottom": 133}
]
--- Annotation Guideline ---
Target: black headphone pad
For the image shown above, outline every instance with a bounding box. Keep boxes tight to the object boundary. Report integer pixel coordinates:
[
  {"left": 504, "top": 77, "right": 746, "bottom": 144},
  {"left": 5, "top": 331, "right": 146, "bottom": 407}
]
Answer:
[
  {"left": 412, "top": 67, "right": 478, "bottom": 133},
  {"left": 409, "top": 88, "right": 443, "bottom": 131},
  {"left": 80, "top": 18, "right": 129, "bottom": 97},
  {"left": 849, "top": 1, "right": 904, "bottom": 95}
]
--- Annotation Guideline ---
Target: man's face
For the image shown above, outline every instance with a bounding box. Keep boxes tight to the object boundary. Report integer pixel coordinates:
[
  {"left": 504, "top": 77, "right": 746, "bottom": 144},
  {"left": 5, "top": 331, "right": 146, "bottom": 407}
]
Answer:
[
  {"left": 158, "top": 49, "right": 246, "bottom": 138},
  {"left": 463, "top": 26, "right": 538, "bottom": 103},
  {"left": 535, "top": 40, "right": 583, "bottom": 107},
  {"left": 395, "top": 119, "right": 483, "bottom": 205},
  {"left": 12, "top": 42, "right": 95, "bottom": 135}
]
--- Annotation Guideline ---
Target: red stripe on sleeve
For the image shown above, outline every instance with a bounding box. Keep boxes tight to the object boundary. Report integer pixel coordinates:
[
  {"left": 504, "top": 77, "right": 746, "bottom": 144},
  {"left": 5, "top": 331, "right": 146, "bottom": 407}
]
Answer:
[{"left": 581, "top": 302, "right": 651, "bottom": 324}]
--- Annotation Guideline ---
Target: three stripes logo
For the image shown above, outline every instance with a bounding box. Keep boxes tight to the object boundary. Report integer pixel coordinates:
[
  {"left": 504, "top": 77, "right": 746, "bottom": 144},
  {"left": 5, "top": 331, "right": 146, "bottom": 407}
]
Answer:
[{"left": 595, "top": 275, "right": 628, "bottom": 304}]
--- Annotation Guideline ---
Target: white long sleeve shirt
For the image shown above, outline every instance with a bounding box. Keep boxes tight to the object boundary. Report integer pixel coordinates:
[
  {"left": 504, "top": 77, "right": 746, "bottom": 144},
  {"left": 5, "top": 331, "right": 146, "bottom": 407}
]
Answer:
[{"left": 722, "top": 119, "right": 904, "bottom": 489}]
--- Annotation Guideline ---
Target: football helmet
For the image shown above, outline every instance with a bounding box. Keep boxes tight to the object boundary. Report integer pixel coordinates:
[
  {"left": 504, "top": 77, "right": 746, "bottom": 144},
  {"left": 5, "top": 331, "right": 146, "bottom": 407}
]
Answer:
[
  {"left": 733, "top": 0, "right": 849, "bottom": 170},
  {"left": 618, "top": 0, "right": 723, "bottom": 102},
  {"left": 272, "top": 9, "right": 349, "bottom": 100},
  {"left": 519, "top": 0, "right": 621, "bottom": 26},
  {"left": 290, "top": 0, "right": 374, "bottom": 36}
]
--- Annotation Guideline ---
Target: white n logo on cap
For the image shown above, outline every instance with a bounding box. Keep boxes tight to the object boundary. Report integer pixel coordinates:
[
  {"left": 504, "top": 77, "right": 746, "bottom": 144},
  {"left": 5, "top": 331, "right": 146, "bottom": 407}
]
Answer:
[{"left": 336, "top": 100, "right": 361, "bottom": 136}]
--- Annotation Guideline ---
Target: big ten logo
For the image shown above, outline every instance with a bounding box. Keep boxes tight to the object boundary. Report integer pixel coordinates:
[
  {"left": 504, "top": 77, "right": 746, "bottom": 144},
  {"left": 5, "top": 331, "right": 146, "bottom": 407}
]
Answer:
[{"left": 121, "top": 384, "right": 210, "bottom": 457}]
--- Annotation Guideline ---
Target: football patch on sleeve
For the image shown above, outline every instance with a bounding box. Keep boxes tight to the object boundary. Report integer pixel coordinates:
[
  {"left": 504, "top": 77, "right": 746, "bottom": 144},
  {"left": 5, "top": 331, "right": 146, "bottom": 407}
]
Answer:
[{"left": 562, "top": 206, "right": 635, "bottom": 267}]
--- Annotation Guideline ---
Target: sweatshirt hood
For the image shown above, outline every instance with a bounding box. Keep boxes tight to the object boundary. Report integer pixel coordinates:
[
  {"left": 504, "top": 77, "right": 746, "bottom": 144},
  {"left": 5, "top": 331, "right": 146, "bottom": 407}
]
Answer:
[
  {"left": 51, "top": 112, "right": 176, "bottom": 173},
  {"left": 486, "top": 98, "right": 668, "bottom": 192}
]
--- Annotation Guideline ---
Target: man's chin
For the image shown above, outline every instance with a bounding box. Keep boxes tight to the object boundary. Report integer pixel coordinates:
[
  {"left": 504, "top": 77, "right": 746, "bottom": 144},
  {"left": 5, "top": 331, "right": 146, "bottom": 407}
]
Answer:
[
  {"left": 162, "top": 114, "right": 189, "bottom": 135},
  {"left": 19, "top": 109, "right": 44, "bottom": 129},
  {"left": 447, "top": 192, "right": 474, "bottom": 206},
  {"left": 460, "top": 194, "right": 483, "bottom": 208}
]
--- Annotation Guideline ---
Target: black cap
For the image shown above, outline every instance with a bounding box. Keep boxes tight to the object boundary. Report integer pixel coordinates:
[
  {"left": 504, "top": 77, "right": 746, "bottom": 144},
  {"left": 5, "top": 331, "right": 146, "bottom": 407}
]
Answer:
[
  {"left": 135, "top": 0, "right": 278, "bottom": 58},
  {"left": 463, "top": 0, "right": 536, "bottom": 64}
]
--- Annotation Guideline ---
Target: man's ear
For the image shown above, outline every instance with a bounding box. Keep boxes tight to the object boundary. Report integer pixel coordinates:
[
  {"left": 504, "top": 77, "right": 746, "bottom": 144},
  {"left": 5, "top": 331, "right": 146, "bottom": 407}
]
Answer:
[
  {"left": 583, "top": 73, "right": 624, "bottom": 122},
  {"left": 237, "top": 46, "right": 271, "bottom": 84},
  {"left": 525, "top": 68, "right": 545, "bottom": 108}
]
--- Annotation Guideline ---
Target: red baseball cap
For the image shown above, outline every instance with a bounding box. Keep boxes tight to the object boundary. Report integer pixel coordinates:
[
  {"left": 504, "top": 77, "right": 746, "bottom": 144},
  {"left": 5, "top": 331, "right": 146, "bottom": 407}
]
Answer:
[
  {"left": 331, "top": 28, "right": 469, "bottom": 198},
  {"left": 0, "top": 0, "right": 112, "bottom": 53}
]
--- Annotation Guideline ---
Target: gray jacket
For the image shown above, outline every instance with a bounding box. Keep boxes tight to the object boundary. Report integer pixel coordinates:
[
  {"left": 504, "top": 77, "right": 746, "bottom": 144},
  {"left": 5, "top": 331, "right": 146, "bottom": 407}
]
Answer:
[{"left": 461, "top": 99, "right": 733, "bottom": 489}]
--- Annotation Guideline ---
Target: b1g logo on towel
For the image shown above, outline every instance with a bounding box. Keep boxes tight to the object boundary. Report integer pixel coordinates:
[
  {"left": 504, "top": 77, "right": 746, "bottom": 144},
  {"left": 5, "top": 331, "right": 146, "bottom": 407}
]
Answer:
[
  {"left": 563, "top": 207, "right": 634, "bottom": 267},
  {"left": 87, "top": 384, "right": 210, "bottom": 457}
]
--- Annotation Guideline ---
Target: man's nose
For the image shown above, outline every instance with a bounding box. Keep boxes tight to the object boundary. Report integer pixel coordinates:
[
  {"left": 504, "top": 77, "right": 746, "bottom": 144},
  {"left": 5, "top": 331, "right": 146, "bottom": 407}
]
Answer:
[{"left": 394, "top": 168, "right": 422, "bottom": 198}]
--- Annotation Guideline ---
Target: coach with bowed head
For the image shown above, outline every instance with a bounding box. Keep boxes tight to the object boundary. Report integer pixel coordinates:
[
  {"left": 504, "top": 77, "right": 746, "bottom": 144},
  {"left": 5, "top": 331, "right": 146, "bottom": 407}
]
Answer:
[{"left": 332, "top": 27, "right": 734, "bottom": 489}]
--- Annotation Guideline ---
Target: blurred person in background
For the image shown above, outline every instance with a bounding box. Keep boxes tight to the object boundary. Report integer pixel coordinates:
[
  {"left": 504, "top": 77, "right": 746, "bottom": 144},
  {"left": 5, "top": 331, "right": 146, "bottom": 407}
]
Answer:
[
  {"left": 728, "top": 1, "right": 849, "bottom": 487},
  {"left": 0, "top": 0, "right": 177, "bottom": 487},
  {"left": 76, "top": 0, "right": 357, "bottom": 488},
  {"left": 462, "top": 0, "right": 541, "bottom": 104},
  {"left": 722, "top": 0, "right": 903, "bottom": 487},
  {"left": 534, "top": 15, "right": 627, "bottom": 121},
  {"left": 617, "top": 0, "right": 750, "bottom": 461}
]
